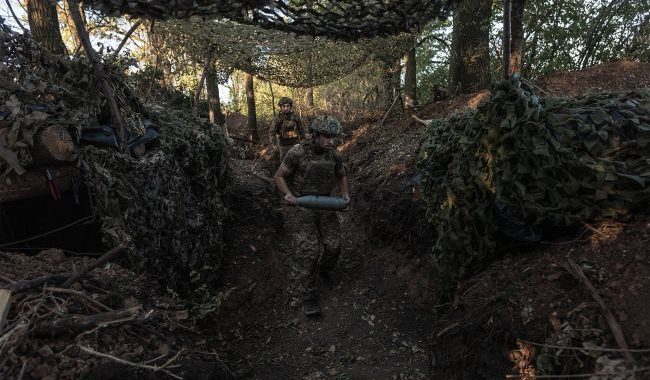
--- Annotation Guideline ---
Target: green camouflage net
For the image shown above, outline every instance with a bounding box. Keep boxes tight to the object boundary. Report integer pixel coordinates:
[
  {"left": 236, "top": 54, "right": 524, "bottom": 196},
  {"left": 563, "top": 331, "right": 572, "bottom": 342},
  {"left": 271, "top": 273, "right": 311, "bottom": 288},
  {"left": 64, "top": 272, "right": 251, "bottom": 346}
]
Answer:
[
  {"left": 157, "top": 18, "right": 414, "bottom": 87},
  {"left": 418, "top": 77, "right": 650, "bottom": 300},
  {"left": 84, "top": 0, "right": 452, "bottom": 40},
  {"left": 1, "top": 21, "right": 232, "bottom": 301},
  {"left": 0, "top": 21, "right": 96, "bottom": 176},
  {"left": 0, "top": 21, "right": 152, "bottom": 175},
  {"left": 81, "top": 109, "right": 231, "bottom": 300}
]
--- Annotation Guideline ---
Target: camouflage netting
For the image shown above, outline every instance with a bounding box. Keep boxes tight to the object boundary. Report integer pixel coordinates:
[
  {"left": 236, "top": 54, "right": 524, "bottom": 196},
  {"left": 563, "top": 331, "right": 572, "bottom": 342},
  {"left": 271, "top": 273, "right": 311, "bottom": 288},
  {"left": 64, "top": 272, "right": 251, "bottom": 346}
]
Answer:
[
  {"left": 0, "top": 21, "right": 96, "bottom": 176},
  {"left": 85, "top": 0, "right": 453, "bottom": 40},
  {"left": 0, "top": 20, "right": 152, "bottom": 176},
  {"left": 81, "top": 110, "right": 231, "bottom": 300},
  {"left": 1, "top": 21, "right": 232, "bottom": 301},
  {"left": 157, "top": 19, "right": 415, "bottom": 87},
  {"left": 418, "top": 77, "right": 650, "bottom": 300}
]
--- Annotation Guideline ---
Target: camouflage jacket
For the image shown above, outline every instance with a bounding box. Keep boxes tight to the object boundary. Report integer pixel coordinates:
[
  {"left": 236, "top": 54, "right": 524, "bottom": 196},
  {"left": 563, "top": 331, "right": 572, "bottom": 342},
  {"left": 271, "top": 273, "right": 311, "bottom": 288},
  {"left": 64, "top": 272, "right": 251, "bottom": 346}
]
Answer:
[
  {"left": 282, "top": 140, "right": 346, "bottom": 196},
  {"left": 270, "top": 112, "right": 304, "bottom": 146}
]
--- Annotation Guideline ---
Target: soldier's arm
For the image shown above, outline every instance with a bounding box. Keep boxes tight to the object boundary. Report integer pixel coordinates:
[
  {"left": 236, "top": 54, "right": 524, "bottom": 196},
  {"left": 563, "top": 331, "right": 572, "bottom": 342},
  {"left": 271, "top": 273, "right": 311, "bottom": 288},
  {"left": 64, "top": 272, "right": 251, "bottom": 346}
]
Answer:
[
  {"left": 334, "top": 153, "right": 350, "bottom": 203},
  {"left": 274, "top": 164, "right": 298, "bottom": 205},
  {"left": 338, "top": 176, "right": 350, "bottom": 203}
]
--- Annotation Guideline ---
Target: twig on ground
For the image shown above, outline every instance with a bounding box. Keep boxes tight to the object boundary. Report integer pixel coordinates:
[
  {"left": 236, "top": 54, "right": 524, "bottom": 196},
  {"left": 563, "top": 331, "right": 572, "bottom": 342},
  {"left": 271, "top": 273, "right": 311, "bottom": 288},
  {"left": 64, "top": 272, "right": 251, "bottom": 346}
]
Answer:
[
  {"left": 159, "top": 349, "right": 184, "bottom": 369},
  {"left": 9, "top": 273, "right": 71, "bottom": 294},
  {"left": 16, "top": 359, "right": 26, "bottom": 380},
  {"left": 35, "top": 306, "right": 141, "bottom": 337},
  {"left": 505, "top": 366, "right": 650, "bottom": 378},
  {"left": 189, "top": 349, "right": 236, "bottom": 378},
  {"left": 0, "top": 274, "right": 16, "bottom": 284},
  {"left": 0, "top": 321, "right": 27, "bottom": 345},
  {"left": 563, "top": 259, "right": 635, "bottom": 366},
  {"left": 78, "top": 345, "right": 183, "bottom": 379},
  {"left": 519, "top": 340, "right": 650, "bottom": 353},
  {"left": 411, "top": 114, "right": 433, "bottom": 127},
  {"left": 62, "top": 244, "right": 126, "bottom": 288},
  {"left": 44, "top": 287, "right": 113, "bottom": 312}
]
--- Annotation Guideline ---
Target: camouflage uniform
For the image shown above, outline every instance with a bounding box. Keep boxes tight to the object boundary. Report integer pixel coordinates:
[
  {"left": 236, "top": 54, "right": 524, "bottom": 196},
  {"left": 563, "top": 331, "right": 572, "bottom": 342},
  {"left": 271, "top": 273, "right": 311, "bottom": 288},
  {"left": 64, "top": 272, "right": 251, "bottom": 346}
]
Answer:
[
  {"left": 270, "top": 113, "right": 304, "bottom": 160},
  {"left": 281, "top": 139, "right": 346, "bottom": 303}
]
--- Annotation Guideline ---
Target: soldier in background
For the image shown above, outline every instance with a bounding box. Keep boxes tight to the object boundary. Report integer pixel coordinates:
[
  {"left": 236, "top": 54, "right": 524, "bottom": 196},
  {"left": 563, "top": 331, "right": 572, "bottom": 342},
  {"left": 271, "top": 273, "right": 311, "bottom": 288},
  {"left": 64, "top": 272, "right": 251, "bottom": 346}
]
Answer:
[
  {"left": 274, "top": 115, "right": 350, "bottom": 316},
  {"left": 432, "top": 84, "right": 448, "bottom": 101},
  {"left": 270, "top": 97, "right": 304, "bottom": 161}
]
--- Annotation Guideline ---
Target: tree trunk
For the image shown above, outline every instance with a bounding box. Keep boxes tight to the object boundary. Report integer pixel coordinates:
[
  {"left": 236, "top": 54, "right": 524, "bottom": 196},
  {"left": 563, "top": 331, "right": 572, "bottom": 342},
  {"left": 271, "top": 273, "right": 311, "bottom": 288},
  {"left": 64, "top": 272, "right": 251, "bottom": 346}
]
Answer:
[
  {"left": 448, "top": 0, "right": 492, "bottom": 95},
  {"left": 206, "top": 66, "right": 226, "bottom": 135},
  {"left": 305, "top": 87, "right": 314, "bottom": 109},
  {"left": 502, "top": 0, "right": 511, "bottom": 79},
  {"left": 379, "top": 59, "right": 401, "bottom": 111},
  {"left": 391, "top": 58, "right": 403, "bottom": 113},
  {"left": 509, "top": 0, "right": 526, "bottom": 75},
  {"left": 269, "top": 81, "right": 276, "bottom": 118},
  {"left": 26, "top": 0, "right": 66, "bottom": 55},
  {"left": 379, "top": 62, "right": 393, "bottom": 110},
  {"left": 62, "top": 0, "right": 85, "bottom": 54},
  {"left": 147, "top": 22, "right": 170, "bottom": 88},
  {"left": 193, "top": 53, "right": 212, "bottom": 115},
  {"left": 244, "top": 72, "right": 259, "bottom": 143},
  {"left": 403, "top": 48, "right": 417, "bottom": 109}
]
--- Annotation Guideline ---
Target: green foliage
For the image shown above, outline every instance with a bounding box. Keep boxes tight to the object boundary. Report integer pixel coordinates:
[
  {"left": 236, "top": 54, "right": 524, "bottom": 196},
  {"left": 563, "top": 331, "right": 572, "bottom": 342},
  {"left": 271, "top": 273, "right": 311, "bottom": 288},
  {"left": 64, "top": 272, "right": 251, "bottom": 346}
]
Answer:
[
  {"left": 415, "top": 20, "right": 452, "bottom": 103},
  {"left": 502, "top": 0, "right": 649, "bottom": 77},
  {"left": 413, "top": 0, "right": 649, "bottom": 102}
]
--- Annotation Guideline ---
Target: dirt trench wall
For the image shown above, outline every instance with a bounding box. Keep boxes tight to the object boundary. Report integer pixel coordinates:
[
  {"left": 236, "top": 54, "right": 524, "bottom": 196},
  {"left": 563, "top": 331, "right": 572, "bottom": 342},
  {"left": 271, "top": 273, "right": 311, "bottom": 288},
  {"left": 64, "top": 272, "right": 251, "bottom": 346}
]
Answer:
[{"left": 417, "top": 77, "right": 650, "bottom": 301}]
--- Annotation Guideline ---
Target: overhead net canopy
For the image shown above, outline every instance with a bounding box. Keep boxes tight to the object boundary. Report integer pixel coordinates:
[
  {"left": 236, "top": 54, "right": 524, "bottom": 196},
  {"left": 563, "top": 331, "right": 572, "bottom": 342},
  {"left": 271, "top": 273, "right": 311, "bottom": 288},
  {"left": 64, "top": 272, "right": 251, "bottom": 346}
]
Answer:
[
  {"left": 157, "top": 18, "right": 415, "bottom": 87},
  {"left": 84, "top": 0, "right": 453, "bottom": 40}
]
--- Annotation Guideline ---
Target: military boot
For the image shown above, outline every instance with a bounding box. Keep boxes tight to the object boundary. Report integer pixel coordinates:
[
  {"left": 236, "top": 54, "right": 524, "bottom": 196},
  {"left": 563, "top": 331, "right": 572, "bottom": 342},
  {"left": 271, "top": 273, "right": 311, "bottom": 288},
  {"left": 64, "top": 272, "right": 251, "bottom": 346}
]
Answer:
[{"left": 302, "top": 295, "right": 322, "bottom": 316}]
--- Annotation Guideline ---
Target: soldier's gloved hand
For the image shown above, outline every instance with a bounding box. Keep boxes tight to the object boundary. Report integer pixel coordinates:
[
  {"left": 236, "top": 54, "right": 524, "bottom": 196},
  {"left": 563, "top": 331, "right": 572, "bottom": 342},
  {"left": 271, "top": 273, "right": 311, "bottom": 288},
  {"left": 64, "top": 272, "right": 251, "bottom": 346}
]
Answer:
[
  {"left": 342, "top": 194, "right": 351, "bottom": 210},
  {"left": 284, "top": 193, "right": 298, "bottom": 206}
]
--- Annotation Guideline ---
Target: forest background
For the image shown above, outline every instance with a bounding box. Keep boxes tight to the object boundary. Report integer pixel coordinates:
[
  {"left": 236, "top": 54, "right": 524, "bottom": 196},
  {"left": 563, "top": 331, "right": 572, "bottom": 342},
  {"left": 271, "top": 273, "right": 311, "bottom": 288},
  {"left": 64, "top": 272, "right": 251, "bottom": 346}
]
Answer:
[{"left": 1, "top": 0, "right": 647, "bottom": 139}]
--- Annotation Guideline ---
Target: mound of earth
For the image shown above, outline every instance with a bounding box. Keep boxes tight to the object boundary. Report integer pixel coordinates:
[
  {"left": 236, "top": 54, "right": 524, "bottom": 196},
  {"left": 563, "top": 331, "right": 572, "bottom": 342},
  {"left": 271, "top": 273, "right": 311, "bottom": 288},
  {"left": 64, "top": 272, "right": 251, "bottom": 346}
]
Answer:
[{"left": 337, "top": 59, "right": 650, "bottom": 377}]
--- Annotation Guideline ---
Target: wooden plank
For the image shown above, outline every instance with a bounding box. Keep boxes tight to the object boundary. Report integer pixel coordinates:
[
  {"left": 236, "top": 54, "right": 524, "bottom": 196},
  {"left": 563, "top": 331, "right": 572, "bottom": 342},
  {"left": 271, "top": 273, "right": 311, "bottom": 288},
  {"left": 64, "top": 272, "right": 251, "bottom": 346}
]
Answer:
[
  {"left": 0, "top": 166, "right": 77, "bottom": 203},
  {"left": 0, "top": 289, "right": 11, "bottom": 332}
]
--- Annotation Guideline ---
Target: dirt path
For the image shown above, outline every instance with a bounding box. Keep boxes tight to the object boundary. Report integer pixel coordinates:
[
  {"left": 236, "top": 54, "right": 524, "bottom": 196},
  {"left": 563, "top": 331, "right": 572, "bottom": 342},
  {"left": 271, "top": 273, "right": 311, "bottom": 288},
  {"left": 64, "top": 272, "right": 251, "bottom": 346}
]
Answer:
[{"left": 210, "top": 160, "right": 434, "bottom": 379}]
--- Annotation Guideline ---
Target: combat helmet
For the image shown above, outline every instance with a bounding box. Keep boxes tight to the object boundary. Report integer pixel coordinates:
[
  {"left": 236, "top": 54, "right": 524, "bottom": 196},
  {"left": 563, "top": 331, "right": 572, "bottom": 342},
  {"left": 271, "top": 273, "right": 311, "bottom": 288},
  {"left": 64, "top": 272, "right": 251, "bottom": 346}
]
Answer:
[
  {"left": 310, "top": 115, "right": 342, "bottom": 136},
  {"left": 278, "top": 97, "right": 293, "bottom": 106}
]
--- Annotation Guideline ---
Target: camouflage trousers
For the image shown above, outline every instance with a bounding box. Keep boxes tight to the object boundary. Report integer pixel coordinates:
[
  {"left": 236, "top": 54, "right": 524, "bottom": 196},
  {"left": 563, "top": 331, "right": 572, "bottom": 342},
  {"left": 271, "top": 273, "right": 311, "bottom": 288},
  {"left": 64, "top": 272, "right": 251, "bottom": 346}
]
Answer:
[{"left": 282, "top": 206, "right": 341, "bottom": 303}]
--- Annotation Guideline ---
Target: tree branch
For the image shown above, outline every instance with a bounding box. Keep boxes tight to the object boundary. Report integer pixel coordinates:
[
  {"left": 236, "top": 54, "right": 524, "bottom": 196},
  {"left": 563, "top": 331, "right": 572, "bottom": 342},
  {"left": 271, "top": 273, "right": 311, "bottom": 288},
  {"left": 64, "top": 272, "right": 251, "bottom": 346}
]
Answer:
[
  {"left": 67, "top": 0, "right": 126, "bottom": 149},
  {"left": 4, "top": 0, "right": 27, "bottom": 33},
  {"left": 111, "top": 20, "right": 142, "bottom": 59},
  {"left": 416, "top": 34, "right": 449, "bottom": 49}
]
